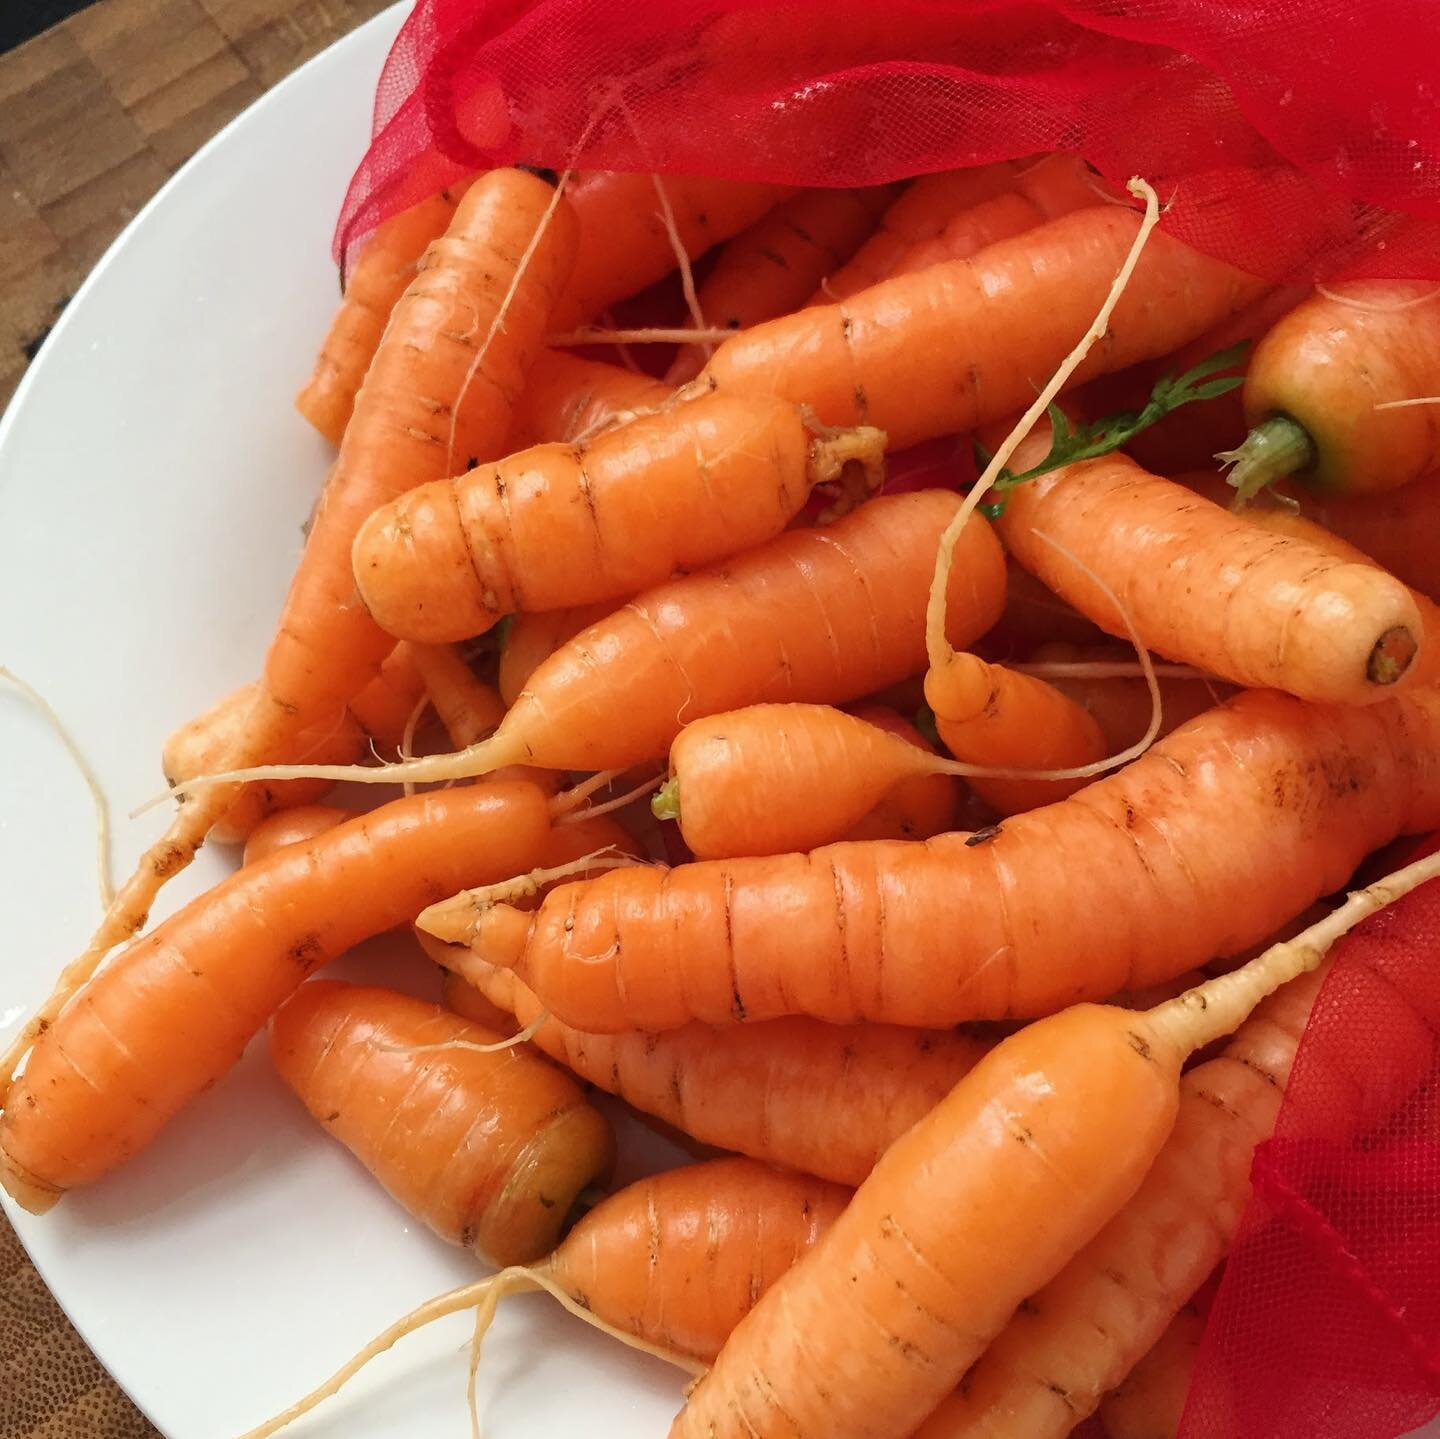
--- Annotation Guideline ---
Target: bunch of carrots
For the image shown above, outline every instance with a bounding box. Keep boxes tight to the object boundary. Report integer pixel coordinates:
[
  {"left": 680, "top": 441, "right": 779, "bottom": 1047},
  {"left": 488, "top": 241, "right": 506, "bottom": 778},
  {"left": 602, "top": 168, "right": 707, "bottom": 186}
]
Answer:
[{"left": 5, "top": 151, "right": 1440, "bottom": 1439}]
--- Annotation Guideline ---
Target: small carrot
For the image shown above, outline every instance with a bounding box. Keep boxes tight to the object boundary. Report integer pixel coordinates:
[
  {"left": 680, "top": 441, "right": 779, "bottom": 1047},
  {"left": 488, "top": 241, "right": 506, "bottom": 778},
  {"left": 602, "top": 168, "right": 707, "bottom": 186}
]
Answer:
[
  {"left": 892, "top": 153, "right": 1105, "bottom": 276},
  {"left": 295, "top": 178, "right": 475, "bottom": 444},
  {"left": 550, "top": 172, "right": 792, "bottom": 331},
  {"left": 809, "top": 162, "right": 1024, "bottom": 302},
  {"left": 270, "top": 980, "right": 613, "bottom": 1265},
  {"left": 0, "top": 782, "right": 552, "bottom": 1211},
  {"left": 666, "top": 185, "right": 899, "bottom": 382},
  {"left": 351, "top": 389, "right": 884, "bottom": 642},
  {"left": 995, "top": 447, "right": 1424, "bottom": 704},
  {"left": 498, "top": 601, "right": 622, "bottom": 706},
  {"left": 924, "top": 652, "right": 1108, "bottom": 814},
  {"left": 10, "top": 168, "right": 576, "bottom": 1081},
  {"left": 344, "top": 642, "right": 429, "bottom": 752},
  {"left": 1180, "top": 468, "right": 1440, "bottom": 602},
  {"left": 912, "top": 965, "right": 1327, "bottom": 1439},
  {"left": 453, "top": 688, "right": 1440, "bottom": 1033},
  {"left": 191, "top": 488, "right": 1007, "bottom": 786},
  {"left": 705, "top": 205, "right": 1268, "bottom": 449},
  {"left": 241, "top": 803, "right": 348, "bottom": 866},
  {"left": 670, "top": 865, "right": 1440, "bottom": 1439},
  {"left": 237, "top": 1158, "right": 848, "bottom": 1439},
  {"left": 417, "top": 934, "right": 989, "bottom": 1186},
  {"left": 1223, "top": 282, "right": 1440, "bottom": 500},
  {"left": 162, "top": 684, "right": 362, "bottom": 844},
  {"left": 1097, "top": 1294, "right": 1210, "bottom": 1439},
  {"left": 406, "top": 642, "right": 505, "bottom": 747},
  {"left": 506, "top": 350, "right": 675, "bottom": 448},
  {"left": 843, "top": 705, "right": 959, "bottom": 842}
]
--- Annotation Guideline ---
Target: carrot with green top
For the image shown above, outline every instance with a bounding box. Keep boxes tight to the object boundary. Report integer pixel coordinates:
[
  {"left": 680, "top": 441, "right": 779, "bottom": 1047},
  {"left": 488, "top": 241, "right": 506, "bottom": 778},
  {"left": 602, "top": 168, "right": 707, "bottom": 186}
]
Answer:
[
  {"left": 446, "top": 688, "right": 1440, "bottom": 1034},
  {"left": 669, "top": 861, "right": 1440, "bottom": 1439}
]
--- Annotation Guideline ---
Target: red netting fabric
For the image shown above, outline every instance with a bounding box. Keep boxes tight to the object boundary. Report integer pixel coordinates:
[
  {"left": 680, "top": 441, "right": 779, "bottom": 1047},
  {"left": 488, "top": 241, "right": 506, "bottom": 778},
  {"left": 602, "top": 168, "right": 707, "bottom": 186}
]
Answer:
[{"left": 338, "top": 0, "right": 1440, "bottom": 280}]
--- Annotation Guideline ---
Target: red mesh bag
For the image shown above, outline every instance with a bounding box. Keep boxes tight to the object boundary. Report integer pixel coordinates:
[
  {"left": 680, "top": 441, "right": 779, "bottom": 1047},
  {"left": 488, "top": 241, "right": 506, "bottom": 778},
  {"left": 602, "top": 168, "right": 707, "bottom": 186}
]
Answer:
[{"left": 338, "top": 6, "right": 1440, "bottom": 1436}]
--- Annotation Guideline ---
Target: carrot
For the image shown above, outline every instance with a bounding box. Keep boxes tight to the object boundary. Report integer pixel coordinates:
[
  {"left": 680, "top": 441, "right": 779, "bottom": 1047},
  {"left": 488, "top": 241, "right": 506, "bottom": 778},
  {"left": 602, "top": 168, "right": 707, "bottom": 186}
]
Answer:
[
  {"left": 196, "top": 488, "right": 1007, "bottom": 786},
  {"left": 439, "top": 967, "right": 517, "bottom": 1033},
  {"left": 666, "top": 185, "right": 899, "bottom": 382},
  {"left": 294, "top": 178, "right": 475, "bottom": 444},
  {"left": 237, "top": 1158, "right": 848, "bottom": 1439},
  {"left": 670, "top": 868, "right": 1438, "bottom": 1439},
  {"left": 344, "top": 642, "right": 429, "bottom": 749},
  {"left": 843, "top": 706, "right": 959, "bottom": 842},
  {"left": 892, "top": 153, "right": 1105, "bottom": 276},
  {"left": 1023, "top": 643, "right": 1228, "bottom": 752},
  {"left": 5, "top": 169, "right": 577, "bottom": 1088},
  {"left": 924, "top": 652, "right": 1108, "bottom": 814},
  {"left": 405, "top": 642, "right": 505, "bottom": 747},
  {"left": 506, "top": 350, "right": 674, "bottom": 448},
  {"left": 912, "top": 965, "right": 1327, "bottom": 1438},
  {"left": 161, "top": 684, "right": 362, "bottom": 844},
  {"left": 705, "top": 205, "right": 1268, "bottom": 449},
  {"left": 0, "top": 781, "right": 552, "bottom": 1211},
  {"left": 453, "top": 688, "right": 1440, "bottom": 1033},
  {"left": 1098, "top": 1299, "right": 1207, "bottom": 1439},
  {"left": 1223, "top": 282, "right": 1440, "bottom": 500},
  {"left": 808, "top": 162, "right": 1024, "bottom": 302},
  {"left": 498, "top": 601, "right": 621, "bottom": 705},
  {"left": 1180, "top": 466, "right": 1440, "bottom": 605},
  {"left": 995, "top": 447, "right": 1425, "bottom": 704},
  {"left": 241, "top": 803, "right": 347, "bottom": 866},
  {"left": 549, "top": 173, "right": 792, "bottom": 331},
  {"left": 351, "top": 388, "right": 885, "bottom": 643},
  {"left": 270, "top": 980, "right": 613, "bottom": 1265},
  {"left": 416, "top": 933, "right": 989, "bottom": 1186}
]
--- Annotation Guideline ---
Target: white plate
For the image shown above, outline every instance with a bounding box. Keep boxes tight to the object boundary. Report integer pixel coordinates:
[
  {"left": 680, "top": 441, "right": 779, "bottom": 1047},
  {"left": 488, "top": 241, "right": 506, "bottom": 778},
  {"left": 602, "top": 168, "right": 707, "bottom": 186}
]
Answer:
[{"left": 0, "top": 8, "right": 687, "bottom": 1436}]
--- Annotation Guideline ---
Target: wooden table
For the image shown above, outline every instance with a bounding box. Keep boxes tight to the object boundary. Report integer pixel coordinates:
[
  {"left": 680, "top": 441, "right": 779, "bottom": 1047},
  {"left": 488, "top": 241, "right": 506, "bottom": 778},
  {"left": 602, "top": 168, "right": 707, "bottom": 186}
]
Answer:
[{"left": 0, "top": 1, "right": 392, "bottom": 1430}]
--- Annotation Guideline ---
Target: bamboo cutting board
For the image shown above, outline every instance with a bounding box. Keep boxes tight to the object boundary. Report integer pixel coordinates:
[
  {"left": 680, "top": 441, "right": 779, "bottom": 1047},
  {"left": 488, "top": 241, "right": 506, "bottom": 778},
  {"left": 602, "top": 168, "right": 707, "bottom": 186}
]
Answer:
[{"left": 0, "top": 3, "right": 391, "bottom": 1431}]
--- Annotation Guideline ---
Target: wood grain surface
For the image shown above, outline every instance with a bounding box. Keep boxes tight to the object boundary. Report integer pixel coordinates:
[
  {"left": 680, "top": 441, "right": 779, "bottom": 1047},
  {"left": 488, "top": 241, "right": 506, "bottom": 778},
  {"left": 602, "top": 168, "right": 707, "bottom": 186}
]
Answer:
[{"left": 0, "top": 2, "right": 391, "bottom": 1432}]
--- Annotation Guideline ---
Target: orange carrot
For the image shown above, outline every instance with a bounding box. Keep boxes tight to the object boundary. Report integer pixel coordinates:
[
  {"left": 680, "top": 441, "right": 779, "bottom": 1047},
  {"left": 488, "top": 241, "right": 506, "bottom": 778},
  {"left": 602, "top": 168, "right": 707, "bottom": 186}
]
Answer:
[
  {"left": 995, "top": 448, "right": 1424, "bottom": 704},
  {"left": 666, "top": 185, "right": 899, "bottom": 382},
  {"left": 550, "top": 173, "right": 792, "bottom": 331},
  {"left": 1224, "top": 282, "right": 1440, "bottom": 500},
  {"left": 439, "top": 968, "right": 517, "bottom": 1033},
  {"left": 0, "top": 782, "right": 552, "bottom": 1211},
  {"left": 419, "top": 935, "right": 989, "bottom": 1186},
  {"left": 670, "top": 901, "right": 1371, "bottom": 1439},
  {"left": 241, "top": 803, "right": 347, "bottom": 866},
  {"left": 454, "top": 688, "right": 1440, "bottom": 1033},
  {"left": 236, "top": 1158, "right": 848, "bottom": 1439},
  {"left": 808, "top": 163, "right": 1024, "bottom": 302},
  {"left": 351, "top": 389, "right": 884, "bottom": 642},
  {"left": 162, "top": 684, "right": 362, "bottom": 844},
  {"left": 912, "top": 966, "right": 1327, "bottom": 1438},
  {"left": 1180, "top": 466, "right": 1440, "bottom": 604},
  {"left": 344, "top": 643, "right": 429, "bottom": 751},
  {"left": 843, "top": 706, "right": 959, "bottom": 842},
  {"left": 270, "top": 980, "right": 613, "bottom": 1265},
  {"left": 892, "top": 153, "right": 1104, "bottom": 276},
  {"left": 295, "top": 178, "right": 476, "bottom": 444},
  {"left": 406, "top": 642, "right": 505, "bottom": 746},
  {"left": 1098, "top": 1300, "right": 1206, "bottom": 1439},
  {"left": 206, "top": 489, "right": 1006, "bottom": 786},
  {"left": 9, "top": 169, "right": 576, "bottom": 1076},
  {"left": 925, "top": 652, "right": 1107, "bottom": 814},
  {"left": 506, "top": 350, "right": 674, "bottom": 448},
  {"left": 706, "top": 206, "right": 1267, "bottom": 449},
  {"left": 498, "top": 601, "right": 621, "bottom": 705}
]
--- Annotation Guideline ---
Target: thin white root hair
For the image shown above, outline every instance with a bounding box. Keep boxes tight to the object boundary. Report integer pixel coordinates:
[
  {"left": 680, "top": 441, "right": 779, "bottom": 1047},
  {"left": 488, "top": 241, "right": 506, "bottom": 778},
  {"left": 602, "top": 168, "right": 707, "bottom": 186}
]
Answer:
[
  {"left": 650, "top": 172, "right": 709, "bottom": 345},
  {"left": 398, "top": 693, "right": 431, "bottom": 797},
  {"left": 369, "top": 1008, "right": 550, "bottom": 1057},
  {"left": 234, "top": 1261, "right": 705, "bottom": 1439},
  {"left": 1, "top": 666, "right": 113, "bottom": 910},
  {"left": 600, "top": 309, "right": 644, "bottom": 373},
  {"left": 1012, "top": 660, "right": 1212, "bottom": 681},
  {"left": 1373, "top": 396, "right": 1440, "bottom": 410},
  {"left": 923, "top": 177, "right": 1162, "bottom": 671},
  {"left": 547, "top": 325, "right": 737, "bottom": 346},
  {"left": 549, "top": 768, "right": 625, "bottom": 818},
  {"left": 556, "top": 770, "right": 665, "bottom": 824},
  {"left": 1149, "top": 847, "right": 1440, "bottom": 1055},
  {"left": 1315, "top": 282, "right": 1440, "bottom": 314}
]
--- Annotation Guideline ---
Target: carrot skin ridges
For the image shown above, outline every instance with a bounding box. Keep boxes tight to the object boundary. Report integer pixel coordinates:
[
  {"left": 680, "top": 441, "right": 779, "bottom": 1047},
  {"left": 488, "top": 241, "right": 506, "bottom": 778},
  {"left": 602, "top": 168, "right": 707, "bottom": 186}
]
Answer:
[
  {"left": 478, "top": 689, "right": 1440, "bottom": 1032},
  {"left": 270, "top": 980, "right": 613, "bottom": 1266},
  {"left": 0, "top": 783, "right": 551, "bottom": 1206}
]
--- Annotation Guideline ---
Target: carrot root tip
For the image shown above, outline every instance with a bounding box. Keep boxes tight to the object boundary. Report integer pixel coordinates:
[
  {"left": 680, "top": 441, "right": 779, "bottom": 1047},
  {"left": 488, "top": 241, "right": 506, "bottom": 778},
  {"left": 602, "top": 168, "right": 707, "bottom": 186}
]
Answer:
[{"left": 0, "top": 1148, "right": 63, "bottom": 1215}]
